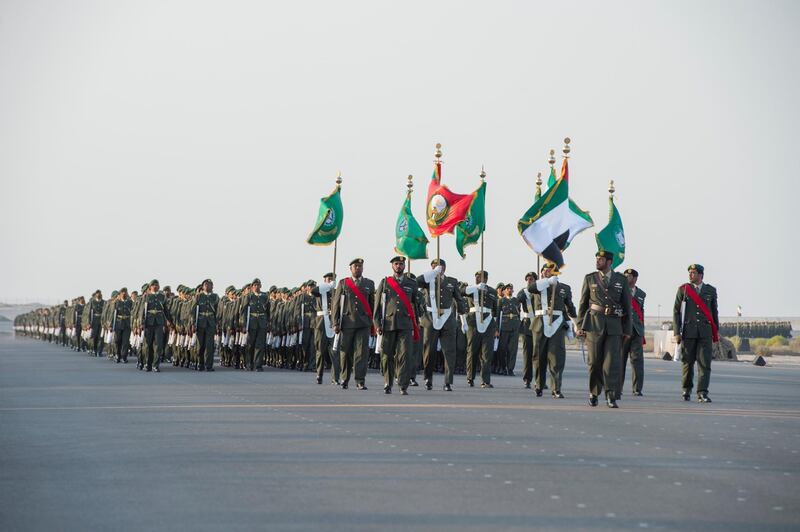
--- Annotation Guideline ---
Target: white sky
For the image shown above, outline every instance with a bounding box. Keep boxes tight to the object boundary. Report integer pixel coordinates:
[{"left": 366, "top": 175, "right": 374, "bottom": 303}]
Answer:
[{"left": 1, "top": 0, "right": 798, "bottom": 317}]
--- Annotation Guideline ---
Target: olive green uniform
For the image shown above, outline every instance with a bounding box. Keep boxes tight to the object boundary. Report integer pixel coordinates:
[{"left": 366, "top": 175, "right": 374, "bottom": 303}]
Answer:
[
  {"left": 529, "top": 281, "right": 577, "bottom": 394},
  {"left": 374, "top": 274, "right": 421, "bottom": 392},
  {"left": 332, "top": 276, "right": 375, "bottom": 388},
  {"left": 417, "top": 274, "right": 466, "bottom": 388},
  {"left": 463, "top": 284, "right": 498, "bottom": 386},
  {"left": 620, "top": 287, "right": 646, "bottom": 394},
  {"left": 192, "top": 291, "right": 220, "bottom": 370},
  {"left": 673, "top": 283, "right": 718, "bottom": 397},
  {"left": 577, "top": 271, "right": 632, "bottom": 400}
]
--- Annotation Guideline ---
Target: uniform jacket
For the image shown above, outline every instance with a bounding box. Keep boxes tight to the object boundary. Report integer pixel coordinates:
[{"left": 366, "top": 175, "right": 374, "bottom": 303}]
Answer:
[
  {"left": 577, "top": 271, "right": 632, "bottom": 337},
  {"left": 114, "top": 298, "right": 133, "bottom": 331},
  {"left": 332, "top": 276, "right": 375, "bottom": 330},
  {"left": 192, "top": 292, "right": 220, "bottom": 329},
  {"left": 241, "top": 292, "right": 270, "bottom": 330},
  {"left": 416, "top": 275, "right": 466, "bottom": 329},
  {"left": 498, "top": 296, "right": 522, "bottom": 332},
  {"left": 140, "top": 292, "right": 172, "bottom": 327},
  {"left": 462, "top": 285, "right": 499, "bottom": 330},
  {"left": 672, "top": 283, "right": 718, "bottom": 339},
  {"left": 527, "top": 282, "right": 577, "bottom": 336},
  {"left": 373, "top": 275, "right": 421, "bottom": 332},
  {"left": 631, "top": 287, "right": 646, "bottom": 337}
]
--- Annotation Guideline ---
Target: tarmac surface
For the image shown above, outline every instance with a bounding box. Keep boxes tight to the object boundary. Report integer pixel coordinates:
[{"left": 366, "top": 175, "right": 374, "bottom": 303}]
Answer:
[{"left": 1, "top": 332, "right": 799, "bottom": 531}]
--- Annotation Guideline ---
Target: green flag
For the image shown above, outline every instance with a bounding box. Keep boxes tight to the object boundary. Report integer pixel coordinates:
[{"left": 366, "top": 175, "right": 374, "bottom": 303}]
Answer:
[
  {"left": 306, "top": 186, "right": 343, "bottom": 245},
  {"left": 455, "top": 181, "right": 486, "bottom": 258},
  {"left": 395, "top": 196, "right": 429, "bottom": 259},
  {"left": 595, "top": 196, "right": 625, "bottom": 269}
]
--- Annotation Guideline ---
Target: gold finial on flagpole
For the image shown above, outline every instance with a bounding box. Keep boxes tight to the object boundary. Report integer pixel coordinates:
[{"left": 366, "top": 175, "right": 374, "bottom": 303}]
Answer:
[
  {"left": 480, "top": 165, "right": 486, "bottom": 182},
  {"left": 336, "top": 171, "right": 342, "bottom": 186},
  {"left": 435, "top": 143, "right": 442, "bottom": 160},
  {"left": 535, "top": 171, "right": 542, "bottom": 196},
  {"left": 562, "top": 137, "right": 571, "bottom": 158},
  {"left": 548, "top": 149, "right": 556, "bottom": 168},
  {"left": 407, "top": 174, "right": 414, "bottom": 197},
  {"left": 608, "top": 179, "right": 615, "bottom": 197}
]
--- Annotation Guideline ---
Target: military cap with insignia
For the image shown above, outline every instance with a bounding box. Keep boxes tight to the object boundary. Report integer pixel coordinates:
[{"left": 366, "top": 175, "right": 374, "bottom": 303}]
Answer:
[
  {"left": 623, "top": 268, "right": 639, "bottom": 277},
  {"left": 349, "top": 258, "right": 364, "bottom": 266},
  {"left": 268, "top": 285, "right": 277, "bottom": 292},
  {"left": 475, "top": 270, "right": 488, "bottom": 277},
  {"left": 496, "top": 282, "right": 505, "bottom": 290},
  {"left": 431, "top": 258, "right": 446, "bottom": 267},
  {"left": 389, "top": 255, "right": 406, "bottom": 263},
  {"left": 323, "top": 272, "right": 335, "bottom": 279},
  {"left": 595, "top": 250, "right": 613, "bottom": 260},
  {"left": 119, "top": 287, "right": 127, "bottom": 293},
  {"left": 251, "top": 278, "right": 261, "bottom": 286},
  {"left": 688, "top": 263, "right": 704, "bottom": 274},
  {"left": 225, "top": 285, "right": 235, "bottom": 293},
  {"left": 524, "top": 271, "right": 536, "bottom": 280},
  {"left": 111, "top": 290, "right": 119, "bottom": 298}
]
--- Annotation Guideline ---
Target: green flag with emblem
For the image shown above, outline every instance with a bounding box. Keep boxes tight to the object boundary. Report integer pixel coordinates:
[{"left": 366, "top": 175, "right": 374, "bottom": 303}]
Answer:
[
  {"left": 455, "top": 181, "right": 486, "bottom": 258},
  {"left": 307, "top": 186, "right": 343, "bottom": 245},
  {"left": 595, "top": 196, "right": 625, "bottom": 269},
  {"left": 395, "top": 196, "right": 429, "bottom": 259}
]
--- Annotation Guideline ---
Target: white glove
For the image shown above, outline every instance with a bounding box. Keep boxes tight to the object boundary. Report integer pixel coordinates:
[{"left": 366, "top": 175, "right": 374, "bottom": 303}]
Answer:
[
  {"left": 535, "top": 278, "right": 551, "bottom": 292},
  {"left": 434, "top": 265, "right": 443, "bottom": 275},
  {"left": 549, "top": 276, "right": 560, "bottom": 286},
  {"left": 479, "top": 282, "right": 487, "bottom": 290},
  {"left": 422, "top": 268, "right": 438, "bottom": 283}
]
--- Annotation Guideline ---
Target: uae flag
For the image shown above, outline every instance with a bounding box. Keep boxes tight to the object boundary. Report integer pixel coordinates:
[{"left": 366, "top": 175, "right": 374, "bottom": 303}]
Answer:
[
  {"left": 306, "top": 185, "right": 343, "bottom": 245},
  {"left": 426, "top": 161, "right": 474, "bottom": 237},
  {"left": 517, "top": 159, "right": 593, "bottom": 268}
]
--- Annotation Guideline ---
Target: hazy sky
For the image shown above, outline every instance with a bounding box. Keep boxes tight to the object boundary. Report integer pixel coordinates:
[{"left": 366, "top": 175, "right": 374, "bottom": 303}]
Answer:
[{"left": 1, "top": 0, "right": 798, "bottom": 317}]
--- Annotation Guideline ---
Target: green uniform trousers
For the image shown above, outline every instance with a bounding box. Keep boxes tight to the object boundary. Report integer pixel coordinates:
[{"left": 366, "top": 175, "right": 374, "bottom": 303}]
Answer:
[
  {"left": 466, "top": 323, "right": 495, "bottom": 385},
  {"left": 314, "top": 328, "right": 339, "bottom": 383},
  {"left": 586, "top": 332, "right": 621, "bottom": 399},
  {"left": 680, "top": 337, "right": 712, "bottom": 394},
  {"left": 381, "top": 329, "right": 412, "bottom": 390},
  {"left": 339, "top": 327, "right": 369, "bottom": 386},
  {"left": 423, "top": 324, "right": 457, "bottom": 386},
  {"left": 620, "top": 334, "right": 644, "bottom": 393}
]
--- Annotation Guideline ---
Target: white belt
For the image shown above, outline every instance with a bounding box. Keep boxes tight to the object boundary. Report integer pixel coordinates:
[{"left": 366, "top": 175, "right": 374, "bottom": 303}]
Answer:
[
  {"left": 469, "top": 307, "right": 492, "bottom": 314},
  {"left": 316, "top": 311, "right": 326, "bottom": 316},
  {"left": 534, "top": 310, "right": 562, "bottom": 317}
]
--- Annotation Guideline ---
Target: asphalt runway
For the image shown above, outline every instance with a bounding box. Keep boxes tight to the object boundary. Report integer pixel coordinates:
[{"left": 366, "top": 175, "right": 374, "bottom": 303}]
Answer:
[{"left": 1, "top": 333, "right": 798, "bottom": 531}]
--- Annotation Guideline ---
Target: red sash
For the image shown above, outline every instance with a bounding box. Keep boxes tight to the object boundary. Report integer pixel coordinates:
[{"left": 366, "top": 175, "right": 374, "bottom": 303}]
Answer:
[
  {"left": 682, "top": 284, "right": 719, "bottom": 342},
  {"left": 385, "top": 277, "right": 420, "bottom": 341},
  {"left": 344, "top": 278, "right": 374, "bottom": 334},
  {"left": 630, "top": 296, "right": 646, "bottom": 345}
]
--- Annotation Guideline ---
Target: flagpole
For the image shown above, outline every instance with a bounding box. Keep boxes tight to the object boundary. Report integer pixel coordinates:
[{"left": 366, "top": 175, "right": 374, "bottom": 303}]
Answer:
[
  {"left": 535, "top": 171, "right": 542, "bottom": 273},
  {"left": 550, "top": 140, "right": 570, "bottom": 317},
  {"left": 435, "top": 143, "right": 442, "bottom": 316},
  {"left": 333, "top": 171, "right": 342, "bottom": 277},
  {"left": 608, "top": 179, "right": 615, "bottom": 270},
  {"left": 479, "top": 166, "right": 486, "bottom": 312},
  {"left": 406, "top": 174, "right": 414, "bottom": 273}
]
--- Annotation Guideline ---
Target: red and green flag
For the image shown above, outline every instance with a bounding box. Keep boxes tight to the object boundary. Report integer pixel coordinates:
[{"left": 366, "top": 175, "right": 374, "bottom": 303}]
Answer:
[
  {"left": 455, "top": 181, "right": 486, "bottom": 258},
  {"left": 426, "top": 162, "right": 473, "bottom": 237}
]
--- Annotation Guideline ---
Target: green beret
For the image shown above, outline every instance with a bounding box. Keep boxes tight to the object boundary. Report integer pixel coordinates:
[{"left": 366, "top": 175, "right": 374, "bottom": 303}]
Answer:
[
  {"left": 252, "top": 278, "right": 261, "bottom": 286},
  {"left": 162, "top": 285, "right": 171, "bottom": 291},
  {"left": 119, "top": 287, "right": 128, "bottom": 293},
  {"left": 496, "top": 283, "right": 505, "bottom": 290},
  {"left": 225, "top": 285, "right": 235, "bottom": 293},
  {"left": 688, "top": 264, "right": 704, "bottom": 274},
  {"left": 110, "top": 291, "right": 119, "bottom": 298},
  {"left": 149, "top": 279, "right": 159, "bottom": 286}
]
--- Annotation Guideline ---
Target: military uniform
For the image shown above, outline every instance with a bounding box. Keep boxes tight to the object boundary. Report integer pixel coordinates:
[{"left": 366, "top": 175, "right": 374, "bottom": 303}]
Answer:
[
  {"left": 241, "top": 280, "right": 270, "bottom": 371},
  {"left": 577, "top": 255, "right": 632, "bottom": 406},
  {"left": 517, "top": 276, "right": 536, "bottom": 388},
  {"left": 332, "top": 261, "right": 375, "bottom": 390},
  {"left": 192, "top": 282, "right": 220, "bottom": 371},
  {"left": 463, "top": 273, "right": 498, "bottom": 388},
  {"left": 620, "top": 269, "right": 646, "bottom": 396},
  {"left": 497, "top": 288, "right": 521, "bottom": 376},
  {"left": 528, "top": 274, "right": 577, "bottom": 396},
  {"left": 374, "top": 262, "right": 421, "bottom": 394},
  {"left": 311, "top": 278, "right": 339, "bottom": 384},
  {"left": 114, "top": 291, "right": 133, "bottom": 362},
  {"left": 673, "top": 264, "right": 719, "bottom": 402},
  {"left": 139, "top": 281, "right": 173, "bottom": 372},
  {"left": 416, "top": 262, "right": 466, "bottom": 390}
]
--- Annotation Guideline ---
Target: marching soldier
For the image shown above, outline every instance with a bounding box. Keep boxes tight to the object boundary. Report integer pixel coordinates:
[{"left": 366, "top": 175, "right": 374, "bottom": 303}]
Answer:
[
  {"left": 463, "top": 270, "right": 499, "bottom": 388},
  {"left": 332, "top": 258, "right": 375, "bottom": 391},
  {"left": 497, "top": 283, "right": 521, "bottom": 376},
  {"left": 416, "top": 259, "right": 465, "bottom": 391},
  {"left": 240, "top": 279, "right": 270, "bottom": 371},
  {"left": 311, "top": 273, "right": 339, "bottom": 385},
  {"left": 373, "top": 256, "right": 421, "bottom": 395},
  {"left": 138, "top": 279, "right": 173, "bottom": 372},
  {"left": 577, "top": 251, "right": 632, "bottom": 408},
  {"left": 300, "top": 281, "right": 317, "bottom": 372},
  {"left": 621, "top": 268, "right": 646, "bottom": 397},
  {"left": 114, "top": 288, "right": 133, "bottom": 363},
  {"left": 517, "top": 272, "right": 536, "bottom": 389},
  {"left": 529, "top": 263, "right": 577, "bottom": 398},
  {"left": 218, "top": 286, "right": 236, "bottom": 367},
  {"left": 673, "top": 264, "right": 719, "bottom": 403},
  {"left": 86, "top": 290, "right": 105, "bottom": 356},
  {"left": 192, "top": 279, "right": 219, "bottom": 372}
]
